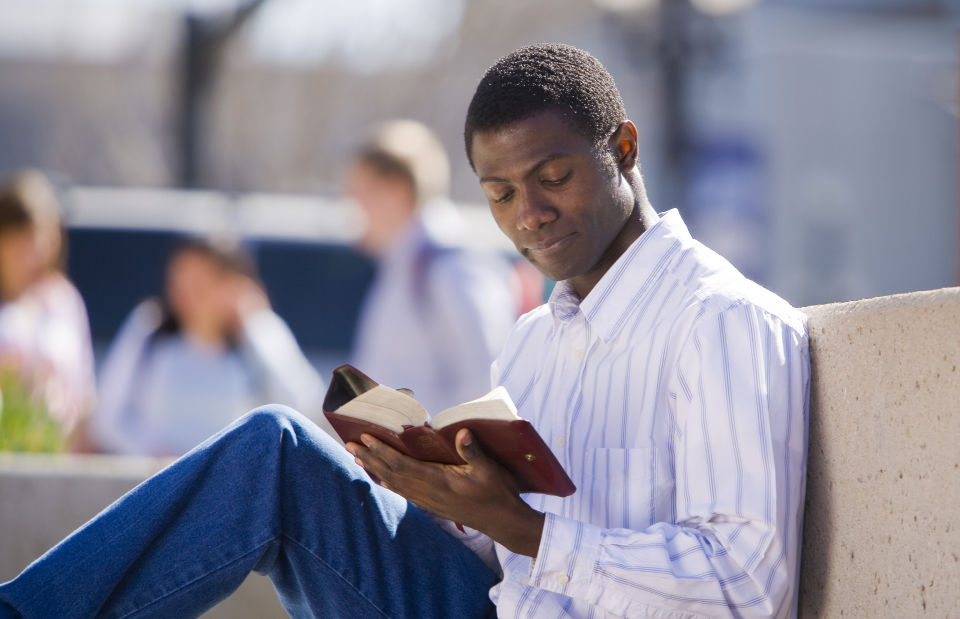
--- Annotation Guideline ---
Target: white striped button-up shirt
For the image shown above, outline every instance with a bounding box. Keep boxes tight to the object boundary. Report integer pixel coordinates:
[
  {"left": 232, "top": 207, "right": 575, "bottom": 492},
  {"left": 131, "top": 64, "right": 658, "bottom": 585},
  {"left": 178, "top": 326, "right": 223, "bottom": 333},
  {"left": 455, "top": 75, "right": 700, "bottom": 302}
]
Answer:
[{"left": 481, "top": 209, "right": 809, "bottom": 618}]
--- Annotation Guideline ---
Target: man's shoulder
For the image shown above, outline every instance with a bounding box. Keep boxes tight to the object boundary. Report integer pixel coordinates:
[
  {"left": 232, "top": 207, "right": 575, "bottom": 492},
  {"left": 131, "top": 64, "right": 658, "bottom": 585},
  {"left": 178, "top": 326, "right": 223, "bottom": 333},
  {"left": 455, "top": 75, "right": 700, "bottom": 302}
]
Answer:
[
  {"left": 630, "top": 235, "right": 803, "bottom": 340},
  {"left": 680, "top": 243, "right": 807, "bottom": 338}
]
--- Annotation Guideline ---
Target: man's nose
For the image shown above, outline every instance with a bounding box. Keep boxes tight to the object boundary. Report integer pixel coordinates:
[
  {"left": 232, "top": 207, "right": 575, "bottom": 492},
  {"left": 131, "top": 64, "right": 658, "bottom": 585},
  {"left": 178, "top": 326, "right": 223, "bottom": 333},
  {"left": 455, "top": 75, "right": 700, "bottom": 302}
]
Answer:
[{"left": 516, "top": 189, "right": 558, "bottom": 231}]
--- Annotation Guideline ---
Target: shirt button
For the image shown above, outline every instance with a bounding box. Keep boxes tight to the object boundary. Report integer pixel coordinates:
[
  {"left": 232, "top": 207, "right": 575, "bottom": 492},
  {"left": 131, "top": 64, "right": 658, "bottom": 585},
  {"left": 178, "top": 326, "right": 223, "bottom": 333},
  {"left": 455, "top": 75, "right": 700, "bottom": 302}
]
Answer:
[
  {"left": 557, "top": 437, "right": 566, "bottom": 448},
  {"left": 557, "top": 574, "right": 570, "bottom": 584},
  {"left": 521, "top": 578, "right": 530, "bottom": 586},
  {"left": 574, "top": 348, "right": 585, "bottom": 360}
]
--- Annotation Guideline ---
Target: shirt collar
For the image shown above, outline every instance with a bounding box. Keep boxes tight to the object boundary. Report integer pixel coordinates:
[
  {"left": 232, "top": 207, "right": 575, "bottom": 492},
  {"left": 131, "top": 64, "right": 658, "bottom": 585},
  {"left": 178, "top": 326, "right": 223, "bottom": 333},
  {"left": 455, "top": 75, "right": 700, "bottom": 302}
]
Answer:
[{"left": 546, "top": 209, "right": 690, "bottom": 343}]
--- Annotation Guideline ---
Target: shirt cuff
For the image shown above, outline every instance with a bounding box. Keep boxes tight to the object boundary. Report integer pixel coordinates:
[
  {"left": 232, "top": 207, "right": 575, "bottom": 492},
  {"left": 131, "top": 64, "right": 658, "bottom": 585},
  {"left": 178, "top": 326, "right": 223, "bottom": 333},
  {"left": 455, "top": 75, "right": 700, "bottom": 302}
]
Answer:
[{"left": 528, "top": 511, "right": 602, "bottom": 599}]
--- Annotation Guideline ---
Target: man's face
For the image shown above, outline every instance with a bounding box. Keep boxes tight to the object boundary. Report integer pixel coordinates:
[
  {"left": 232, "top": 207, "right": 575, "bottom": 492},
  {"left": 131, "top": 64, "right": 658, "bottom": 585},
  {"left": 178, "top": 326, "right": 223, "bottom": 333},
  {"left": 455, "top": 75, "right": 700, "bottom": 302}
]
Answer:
[{"left": 470, "top": 110, "right": 635, "bottom": 294}]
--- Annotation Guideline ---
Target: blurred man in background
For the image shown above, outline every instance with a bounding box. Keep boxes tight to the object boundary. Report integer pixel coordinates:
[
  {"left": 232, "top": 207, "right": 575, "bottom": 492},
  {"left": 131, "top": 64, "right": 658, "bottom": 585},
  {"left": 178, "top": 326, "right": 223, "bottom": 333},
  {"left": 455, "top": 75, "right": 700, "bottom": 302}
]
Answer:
[{"left": 346, "top": 120, "right": 517, "bottom": 412}]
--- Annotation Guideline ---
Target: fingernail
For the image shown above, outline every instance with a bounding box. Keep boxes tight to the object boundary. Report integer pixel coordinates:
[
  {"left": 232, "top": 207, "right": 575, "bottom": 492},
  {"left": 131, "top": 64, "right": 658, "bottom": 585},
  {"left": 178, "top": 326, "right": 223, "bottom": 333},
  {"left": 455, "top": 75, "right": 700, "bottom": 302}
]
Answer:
[
  {"left": 354, "top": 457, "right": 364, "bottom": 468},
  {"left": 360, "top": 435, "right": 374, "bottom": 447},
  {"left": 461, "top": 430, "right": 472, "bottom": 447},
  {"left": 345, "top": 444, "right": 356, "bottom": 456}
]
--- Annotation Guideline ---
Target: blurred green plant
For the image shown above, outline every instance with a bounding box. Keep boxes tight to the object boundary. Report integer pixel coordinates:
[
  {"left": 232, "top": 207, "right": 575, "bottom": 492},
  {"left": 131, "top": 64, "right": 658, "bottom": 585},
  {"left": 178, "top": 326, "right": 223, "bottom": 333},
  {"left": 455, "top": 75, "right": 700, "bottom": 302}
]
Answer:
[{"left": 0, "top": 368, "right": 66, "bottom": 453}]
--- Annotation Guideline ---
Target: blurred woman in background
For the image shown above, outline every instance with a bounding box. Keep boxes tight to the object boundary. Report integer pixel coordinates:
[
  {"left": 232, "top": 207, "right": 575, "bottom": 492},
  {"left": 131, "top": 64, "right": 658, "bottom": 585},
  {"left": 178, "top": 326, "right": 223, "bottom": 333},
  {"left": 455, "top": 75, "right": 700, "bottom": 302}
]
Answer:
[
  {"left": 0, "top": 170, "right": 96, "bottom": 446},
  {"left": 90, "top": 238, "right": 328, "bottom": 456}
]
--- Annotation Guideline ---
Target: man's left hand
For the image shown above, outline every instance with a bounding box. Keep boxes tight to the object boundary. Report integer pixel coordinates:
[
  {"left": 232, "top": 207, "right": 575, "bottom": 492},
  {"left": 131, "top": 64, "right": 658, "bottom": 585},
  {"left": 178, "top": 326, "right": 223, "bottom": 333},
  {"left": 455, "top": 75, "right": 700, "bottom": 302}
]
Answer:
[{"left": 346, "top": 428, "right": 545, "bottom": 557}]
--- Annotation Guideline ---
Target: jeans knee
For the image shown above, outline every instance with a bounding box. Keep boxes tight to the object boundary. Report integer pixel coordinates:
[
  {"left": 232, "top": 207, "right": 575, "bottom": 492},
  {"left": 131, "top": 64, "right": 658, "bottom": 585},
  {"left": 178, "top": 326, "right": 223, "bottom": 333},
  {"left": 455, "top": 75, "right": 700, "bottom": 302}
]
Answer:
[
  {"left": 238, "top": 405, "right": 310, "bottom": 438},
  {"left": 235, "top": 405, "right": 342, "bottom": 454},
  {"left": 234, "top": 405, "right": 353, "bottom": 486}
]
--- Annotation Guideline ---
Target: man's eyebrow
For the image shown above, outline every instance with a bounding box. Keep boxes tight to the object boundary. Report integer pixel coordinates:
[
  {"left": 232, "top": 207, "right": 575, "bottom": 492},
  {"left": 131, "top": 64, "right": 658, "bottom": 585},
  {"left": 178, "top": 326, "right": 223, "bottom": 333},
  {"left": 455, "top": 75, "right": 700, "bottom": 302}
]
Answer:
[
  {"left": 479, "top": 153, "right": 570, "bottom": 184},
  {"left": 479, "top": 175, "right": 508, "bottom": 185}
]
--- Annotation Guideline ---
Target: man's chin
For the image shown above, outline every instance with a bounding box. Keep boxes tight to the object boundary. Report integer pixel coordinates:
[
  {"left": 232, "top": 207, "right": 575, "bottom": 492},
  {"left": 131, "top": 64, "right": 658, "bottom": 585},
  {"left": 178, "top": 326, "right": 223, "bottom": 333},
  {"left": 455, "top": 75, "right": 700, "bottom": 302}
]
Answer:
[{"left": 527, "top": 261, "right": 573, "bottom": 285}]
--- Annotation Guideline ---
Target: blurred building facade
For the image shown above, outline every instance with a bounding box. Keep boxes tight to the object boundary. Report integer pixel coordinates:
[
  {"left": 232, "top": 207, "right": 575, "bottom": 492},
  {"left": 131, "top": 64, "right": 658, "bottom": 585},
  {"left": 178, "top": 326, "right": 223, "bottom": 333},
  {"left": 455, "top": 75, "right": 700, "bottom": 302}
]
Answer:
[{"left": 0, "top": 0, "right": 956, "bottom": 317}]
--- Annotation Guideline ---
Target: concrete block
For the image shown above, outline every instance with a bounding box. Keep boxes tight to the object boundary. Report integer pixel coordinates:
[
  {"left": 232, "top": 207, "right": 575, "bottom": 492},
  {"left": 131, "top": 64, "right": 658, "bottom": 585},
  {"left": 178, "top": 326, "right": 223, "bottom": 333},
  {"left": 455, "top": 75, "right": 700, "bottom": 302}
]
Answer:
[
  {"left": 799, "top": 287, "right": 960, "bottom": 617},
  {"left": 0, "top": 454, "right": 285, "bottom": 618}
]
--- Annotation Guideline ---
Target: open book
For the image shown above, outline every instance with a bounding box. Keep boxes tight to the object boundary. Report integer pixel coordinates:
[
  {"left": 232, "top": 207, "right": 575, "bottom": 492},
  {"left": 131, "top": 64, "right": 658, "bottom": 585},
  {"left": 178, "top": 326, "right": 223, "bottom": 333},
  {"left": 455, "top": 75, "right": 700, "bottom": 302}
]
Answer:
[{"left": 323, "top": 365, "right": 576, "bottom": 497}]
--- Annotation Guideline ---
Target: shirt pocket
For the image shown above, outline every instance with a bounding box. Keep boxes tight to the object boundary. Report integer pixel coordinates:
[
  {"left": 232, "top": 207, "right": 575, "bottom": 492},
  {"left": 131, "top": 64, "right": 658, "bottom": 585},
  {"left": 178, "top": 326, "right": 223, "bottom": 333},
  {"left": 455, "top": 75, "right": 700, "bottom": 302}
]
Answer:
[{"left": 585, "top": 447, "right": 673, "bottom": 531}]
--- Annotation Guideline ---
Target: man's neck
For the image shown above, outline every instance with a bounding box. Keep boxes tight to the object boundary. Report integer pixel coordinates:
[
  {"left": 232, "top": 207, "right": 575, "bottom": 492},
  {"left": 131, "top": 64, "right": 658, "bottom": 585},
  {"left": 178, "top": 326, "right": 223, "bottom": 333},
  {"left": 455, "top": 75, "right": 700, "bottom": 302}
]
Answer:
[{"left": 568, "top": 199, "right": 658, "bottom": 300}]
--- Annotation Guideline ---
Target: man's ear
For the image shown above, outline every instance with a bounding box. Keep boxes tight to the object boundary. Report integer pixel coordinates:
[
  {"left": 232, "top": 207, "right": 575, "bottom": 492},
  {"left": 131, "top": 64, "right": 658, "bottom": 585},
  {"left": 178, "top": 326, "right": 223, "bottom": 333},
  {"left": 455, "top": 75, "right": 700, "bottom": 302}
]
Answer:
[{"left": 608, "top": 120, "right": 639, "bottom": 172}]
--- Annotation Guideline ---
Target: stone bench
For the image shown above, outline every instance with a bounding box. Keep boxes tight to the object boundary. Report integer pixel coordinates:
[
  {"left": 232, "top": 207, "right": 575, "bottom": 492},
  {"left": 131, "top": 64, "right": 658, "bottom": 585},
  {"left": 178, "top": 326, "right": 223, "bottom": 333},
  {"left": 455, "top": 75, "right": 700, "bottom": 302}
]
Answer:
[{"left": 798, "top": 287, "right": 959, "bottom": 616}]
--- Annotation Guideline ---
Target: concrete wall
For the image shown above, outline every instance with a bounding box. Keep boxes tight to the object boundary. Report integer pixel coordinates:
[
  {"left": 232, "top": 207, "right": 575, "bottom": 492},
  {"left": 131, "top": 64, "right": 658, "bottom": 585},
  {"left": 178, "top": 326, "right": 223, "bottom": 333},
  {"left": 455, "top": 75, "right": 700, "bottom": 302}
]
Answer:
[
  {"left": 798, "top": 287, "right": 960, "bottom": 617},
  {"left": 0, "top": 454, "right": 285, "bottom": 618},
  {"left": 2, "top": 287, "right": 959, "bottom": 617}
]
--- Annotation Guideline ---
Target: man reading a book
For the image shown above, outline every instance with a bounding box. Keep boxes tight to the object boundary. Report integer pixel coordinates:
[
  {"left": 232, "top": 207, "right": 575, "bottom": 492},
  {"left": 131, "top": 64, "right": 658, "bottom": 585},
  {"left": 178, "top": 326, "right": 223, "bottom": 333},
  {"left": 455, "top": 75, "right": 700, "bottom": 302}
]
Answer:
[{"left": 0, "top": 44, "right": 809, "bottom": 619}]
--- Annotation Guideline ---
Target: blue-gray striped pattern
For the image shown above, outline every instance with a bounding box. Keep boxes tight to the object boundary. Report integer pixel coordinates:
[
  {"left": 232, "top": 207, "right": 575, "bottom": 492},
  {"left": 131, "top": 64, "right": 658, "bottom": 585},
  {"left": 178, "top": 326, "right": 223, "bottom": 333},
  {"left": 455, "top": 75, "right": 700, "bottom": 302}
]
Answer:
[{"left": 484, "top": 210, "right": 810, "bottom": 618}]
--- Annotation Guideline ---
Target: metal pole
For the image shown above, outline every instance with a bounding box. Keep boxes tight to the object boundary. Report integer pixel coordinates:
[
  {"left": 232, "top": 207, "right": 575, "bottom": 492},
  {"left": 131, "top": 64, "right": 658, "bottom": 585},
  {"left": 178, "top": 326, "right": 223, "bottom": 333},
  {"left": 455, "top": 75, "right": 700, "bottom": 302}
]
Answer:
[
  {"left": 175, "top": 2, "right": 267, "bottom": 189},
  {"left": 658, "top": 0, "right": 693, "bottom": 212}
]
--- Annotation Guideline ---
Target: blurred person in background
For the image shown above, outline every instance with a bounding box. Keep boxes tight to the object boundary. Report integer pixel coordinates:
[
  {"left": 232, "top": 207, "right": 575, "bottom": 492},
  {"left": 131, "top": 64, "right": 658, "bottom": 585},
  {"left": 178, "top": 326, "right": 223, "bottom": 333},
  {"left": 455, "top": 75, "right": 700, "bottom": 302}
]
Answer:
[
  {"left": 89, "top": 237, "right": 327, "bottom": 456},
  {"left": 0, "top": 169, "right": 96, "bottom": 447},
  {"left": 347, "top": 119, "right": 518, "bottom": 413}
]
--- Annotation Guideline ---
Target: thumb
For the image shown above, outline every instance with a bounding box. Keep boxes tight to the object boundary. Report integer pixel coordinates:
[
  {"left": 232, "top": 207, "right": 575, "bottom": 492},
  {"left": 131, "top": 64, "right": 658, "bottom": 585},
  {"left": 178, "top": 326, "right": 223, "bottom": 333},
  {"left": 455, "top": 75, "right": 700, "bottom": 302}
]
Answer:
[{"left": 455, "top": 428, "right": 488, "bottom": 465}]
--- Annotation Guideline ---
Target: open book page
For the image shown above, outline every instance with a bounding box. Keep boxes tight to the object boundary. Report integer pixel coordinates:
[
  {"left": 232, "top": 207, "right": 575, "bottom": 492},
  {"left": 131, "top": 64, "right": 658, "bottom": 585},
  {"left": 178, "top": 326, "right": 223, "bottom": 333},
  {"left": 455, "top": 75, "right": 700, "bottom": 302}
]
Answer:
[
  {"left": 334, "top": 384, "right": 429, "bottom": 433},
  {"left": 430, "top": 386, "right": 520, "bottom": 429}
]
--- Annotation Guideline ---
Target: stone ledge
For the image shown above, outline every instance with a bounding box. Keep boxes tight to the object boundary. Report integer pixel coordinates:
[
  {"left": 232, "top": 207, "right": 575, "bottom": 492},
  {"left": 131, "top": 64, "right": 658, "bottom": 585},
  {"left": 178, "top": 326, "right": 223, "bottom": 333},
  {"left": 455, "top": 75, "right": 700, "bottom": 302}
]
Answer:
[{"left": 798, "top": 286, "right": 959, "bottom": 617}]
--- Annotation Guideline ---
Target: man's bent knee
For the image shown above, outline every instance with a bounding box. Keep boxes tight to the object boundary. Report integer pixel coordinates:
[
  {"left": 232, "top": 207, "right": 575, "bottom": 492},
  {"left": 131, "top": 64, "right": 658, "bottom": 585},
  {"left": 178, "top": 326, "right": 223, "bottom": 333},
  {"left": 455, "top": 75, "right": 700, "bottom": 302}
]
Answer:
[
  {"left": 232, "top": 405, "right": 343, "bottom": 454},
  {"left": 240, "top": 404, "right": 309, "bottom": 432}
]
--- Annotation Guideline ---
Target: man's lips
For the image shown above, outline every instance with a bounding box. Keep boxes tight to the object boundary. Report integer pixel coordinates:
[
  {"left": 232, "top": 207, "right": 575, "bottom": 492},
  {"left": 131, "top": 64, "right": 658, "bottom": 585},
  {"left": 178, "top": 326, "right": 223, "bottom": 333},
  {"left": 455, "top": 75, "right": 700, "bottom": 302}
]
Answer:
[{"left": 525, "top": 232, "right": 577, "bottom": 257}]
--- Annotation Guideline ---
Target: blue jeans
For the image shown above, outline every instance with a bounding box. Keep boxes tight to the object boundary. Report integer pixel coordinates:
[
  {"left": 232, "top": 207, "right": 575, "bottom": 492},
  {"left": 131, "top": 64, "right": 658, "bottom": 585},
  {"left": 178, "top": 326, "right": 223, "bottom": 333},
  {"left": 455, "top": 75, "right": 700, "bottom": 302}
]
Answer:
[{"left": 0, "top": 407, "right": 498, "bottom": 618}]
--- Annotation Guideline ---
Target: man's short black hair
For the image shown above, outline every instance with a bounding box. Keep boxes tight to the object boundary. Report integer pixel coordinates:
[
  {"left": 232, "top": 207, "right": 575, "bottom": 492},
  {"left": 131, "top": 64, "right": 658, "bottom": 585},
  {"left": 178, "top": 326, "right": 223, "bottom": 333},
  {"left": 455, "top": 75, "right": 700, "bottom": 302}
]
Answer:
[{"left": 464, "top": 43, "right": 626, "bottom": 168}]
